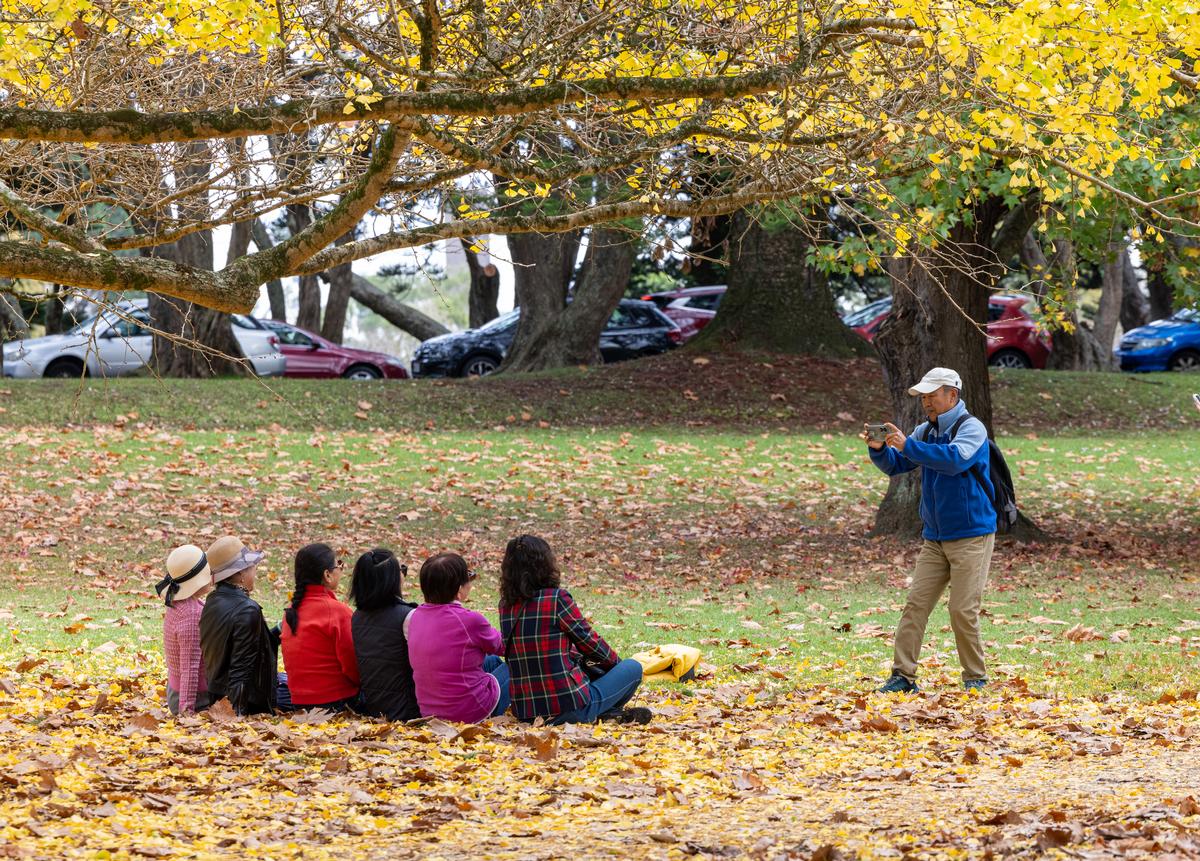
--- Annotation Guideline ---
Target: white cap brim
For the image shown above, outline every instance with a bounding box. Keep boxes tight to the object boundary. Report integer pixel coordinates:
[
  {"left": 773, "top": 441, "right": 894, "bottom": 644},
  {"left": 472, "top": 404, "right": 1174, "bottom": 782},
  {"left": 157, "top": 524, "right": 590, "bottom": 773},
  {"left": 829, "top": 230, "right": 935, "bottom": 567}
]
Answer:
[{"left": 908, "top": 381, "right": 943, "bottom": 395}]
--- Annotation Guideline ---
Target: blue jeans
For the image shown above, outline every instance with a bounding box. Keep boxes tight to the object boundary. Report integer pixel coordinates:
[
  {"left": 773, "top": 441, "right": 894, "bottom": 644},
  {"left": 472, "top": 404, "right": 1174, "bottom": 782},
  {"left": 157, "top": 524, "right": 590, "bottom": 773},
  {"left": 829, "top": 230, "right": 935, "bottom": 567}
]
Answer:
[
  {"left": 275, "top": 672, "right": 294, "bottom": 712},
  {"left": 483, "top": 655, "right": 511, "bottom": 717},
  {"left": 551, "top": 658, "right": 642, "bottom": 725}
]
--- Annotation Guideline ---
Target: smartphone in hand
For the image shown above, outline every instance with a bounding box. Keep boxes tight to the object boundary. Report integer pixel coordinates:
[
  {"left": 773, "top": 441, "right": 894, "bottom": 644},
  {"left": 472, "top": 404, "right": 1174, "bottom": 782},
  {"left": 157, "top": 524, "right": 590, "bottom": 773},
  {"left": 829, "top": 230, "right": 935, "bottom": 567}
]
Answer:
[{"left": 866, "top": 423, "right": 890, "bottom": 443}]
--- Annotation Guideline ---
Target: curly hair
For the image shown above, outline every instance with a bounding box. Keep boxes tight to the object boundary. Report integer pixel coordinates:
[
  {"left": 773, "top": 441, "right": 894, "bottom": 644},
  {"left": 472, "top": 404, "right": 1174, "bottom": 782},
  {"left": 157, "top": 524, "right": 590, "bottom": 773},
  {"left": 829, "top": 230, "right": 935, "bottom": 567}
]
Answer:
[{"left": 499, "top": 534, "right": 560, "bottom": 607}]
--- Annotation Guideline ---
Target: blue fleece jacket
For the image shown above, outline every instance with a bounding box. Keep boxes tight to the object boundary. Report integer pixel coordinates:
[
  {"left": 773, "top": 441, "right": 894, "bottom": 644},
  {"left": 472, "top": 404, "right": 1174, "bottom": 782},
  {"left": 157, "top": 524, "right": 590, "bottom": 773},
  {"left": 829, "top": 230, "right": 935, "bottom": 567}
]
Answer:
[{"left": 869, "top": 400, "right": 997, "bottom": 541}]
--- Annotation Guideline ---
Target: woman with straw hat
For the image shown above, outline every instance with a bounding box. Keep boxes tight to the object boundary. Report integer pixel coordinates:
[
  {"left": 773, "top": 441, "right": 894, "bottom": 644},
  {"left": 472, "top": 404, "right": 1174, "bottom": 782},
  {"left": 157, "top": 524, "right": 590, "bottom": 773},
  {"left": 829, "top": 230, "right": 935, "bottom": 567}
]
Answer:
[{"left": 156, "top": 544, "right": 214, "bottom": 715}]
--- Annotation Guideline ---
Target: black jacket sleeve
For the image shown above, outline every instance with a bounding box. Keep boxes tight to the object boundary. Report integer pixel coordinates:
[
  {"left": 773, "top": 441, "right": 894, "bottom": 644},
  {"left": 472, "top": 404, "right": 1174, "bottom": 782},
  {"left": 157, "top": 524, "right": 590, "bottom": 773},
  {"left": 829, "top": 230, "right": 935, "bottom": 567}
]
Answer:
[{"left": 226, "top": 605, "right": 267, "bottom": 715}]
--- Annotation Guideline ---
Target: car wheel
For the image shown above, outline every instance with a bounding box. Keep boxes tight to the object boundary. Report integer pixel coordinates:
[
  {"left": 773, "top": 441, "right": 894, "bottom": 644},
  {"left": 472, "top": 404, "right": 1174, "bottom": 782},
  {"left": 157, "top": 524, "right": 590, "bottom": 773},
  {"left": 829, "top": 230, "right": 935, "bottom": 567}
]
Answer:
[
  {"left": 43, "top": 358, "right": 86, "bottom": 378},
  {"left": 342, "top": 364, "right": 383, "bottom": 380},
  {"left": 459, "top": 352, "right": 500, "bottom": 377},
  {"left": 988, "top": 349, "right": 1032, "bottom": 369},
  {"left": 1169, "top": 349, "right": 1200, "bottom": 372}
]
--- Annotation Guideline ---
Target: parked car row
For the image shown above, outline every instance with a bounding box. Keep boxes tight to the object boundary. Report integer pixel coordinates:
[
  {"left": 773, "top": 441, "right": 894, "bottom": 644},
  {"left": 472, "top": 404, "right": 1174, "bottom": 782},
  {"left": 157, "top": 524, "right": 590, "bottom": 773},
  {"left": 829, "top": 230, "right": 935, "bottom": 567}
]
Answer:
[
  {"left": 843, "top": 294, "right": 1053, "bottom": 369},
  {"left": 2, "top": 299, "right": 409, "bottom": 380},
  {"left": 411, "top": 298, "right": 683, "bottom": 377}
]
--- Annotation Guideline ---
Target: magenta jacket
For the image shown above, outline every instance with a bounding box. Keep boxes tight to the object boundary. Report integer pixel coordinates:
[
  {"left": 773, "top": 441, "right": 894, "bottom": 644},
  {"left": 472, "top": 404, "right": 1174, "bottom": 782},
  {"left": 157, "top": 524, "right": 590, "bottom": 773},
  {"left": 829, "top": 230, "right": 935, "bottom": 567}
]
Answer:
[{"left": 406, "top": 602, "right": 504, "bottom": 723}]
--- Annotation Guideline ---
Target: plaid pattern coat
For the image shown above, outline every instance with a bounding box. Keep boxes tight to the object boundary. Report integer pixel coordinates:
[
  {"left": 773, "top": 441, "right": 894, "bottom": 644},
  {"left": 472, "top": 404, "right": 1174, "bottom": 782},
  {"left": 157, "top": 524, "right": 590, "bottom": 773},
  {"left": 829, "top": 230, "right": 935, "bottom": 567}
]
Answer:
[{"left": 499, "top": 588, "right": 619, "bottom": 720}]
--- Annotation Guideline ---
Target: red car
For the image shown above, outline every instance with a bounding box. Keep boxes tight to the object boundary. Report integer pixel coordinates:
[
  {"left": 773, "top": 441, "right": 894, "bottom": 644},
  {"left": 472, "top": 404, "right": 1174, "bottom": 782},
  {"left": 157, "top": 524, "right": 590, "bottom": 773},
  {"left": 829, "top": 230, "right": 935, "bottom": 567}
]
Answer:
[
  {"left": 641, "top": 285, "right": 726, "bottom": 341},
  {"left": 260, "top": 320, "right": 410, "bottom": 379},
  {"left": 843, "top": 295, "right": 1051, "bottom": 369}
]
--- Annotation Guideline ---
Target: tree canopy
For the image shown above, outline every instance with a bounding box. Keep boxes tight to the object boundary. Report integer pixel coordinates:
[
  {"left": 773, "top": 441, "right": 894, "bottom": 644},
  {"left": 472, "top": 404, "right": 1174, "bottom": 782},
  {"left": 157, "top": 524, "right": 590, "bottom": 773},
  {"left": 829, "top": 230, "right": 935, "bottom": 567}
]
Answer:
[{"left": 1, "top": 0, "right": 1198, "bottom": 312}]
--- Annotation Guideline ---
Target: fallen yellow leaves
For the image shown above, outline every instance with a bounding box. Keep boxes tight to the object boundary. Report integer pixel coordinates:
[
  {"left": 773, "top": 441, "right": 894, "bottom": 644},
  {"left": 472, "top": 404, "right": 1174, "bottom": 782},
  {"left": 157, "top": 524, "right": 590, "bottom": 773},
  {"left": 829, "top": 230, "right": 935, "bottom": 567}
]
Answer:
[{"left": 0, "top": 654, "right": 1197, "bottom": 859}]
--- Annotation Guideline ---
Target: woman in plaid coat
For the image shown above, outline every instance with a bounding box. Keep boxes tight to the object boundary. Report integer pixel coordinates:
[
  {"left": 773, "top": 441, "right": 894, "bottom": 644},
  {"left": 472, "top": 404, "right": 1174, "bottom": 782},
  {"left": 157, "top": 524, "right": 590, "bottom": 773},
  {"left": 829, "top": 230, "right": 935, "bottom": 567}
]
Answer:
[{"left": 498, "top": 535, "right": 651, "bottom": 725}]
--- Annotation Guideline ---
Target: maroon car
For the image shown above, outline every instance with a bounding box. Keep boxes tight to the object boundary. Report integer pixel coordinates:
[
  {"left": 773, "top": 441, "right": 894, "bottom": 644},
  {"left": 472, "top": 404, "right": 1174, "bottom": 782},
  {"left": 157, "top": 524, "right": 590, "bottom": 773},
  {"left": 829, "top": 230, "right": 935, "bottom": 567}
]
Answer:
[
  {"left": 259, "top": 320, "right": 409, "bottom": 379},
  {"left": 844, "top": 294, "right": 1051, "bottom": 369},
  {"left": 641, "top": 285, "right": 726, "bottom": 341}
]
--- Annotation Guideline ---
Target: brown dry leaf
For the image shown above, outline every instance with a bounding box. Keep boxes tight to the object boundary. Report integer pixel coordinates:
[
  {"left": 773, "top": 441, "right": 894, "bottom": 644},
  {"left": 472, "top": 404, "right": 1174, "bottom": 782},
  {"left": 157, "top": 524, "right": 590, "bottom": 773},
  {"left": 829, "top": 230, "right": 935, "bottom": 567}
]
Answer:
[
  {"left": 860, "top": 715, "right": 899, "bottom": 733},
  {"left": 963, "top": 746, "right": 979, "bottom": 764},
  {"left": 205, "top": 698, "right": 237, "bottom": 723},
  {"left": 15, "top": 658, "right": 45, "bottom": 673},
  {"left": 518, "top": 731, "right": 559, "bottom": 762}
]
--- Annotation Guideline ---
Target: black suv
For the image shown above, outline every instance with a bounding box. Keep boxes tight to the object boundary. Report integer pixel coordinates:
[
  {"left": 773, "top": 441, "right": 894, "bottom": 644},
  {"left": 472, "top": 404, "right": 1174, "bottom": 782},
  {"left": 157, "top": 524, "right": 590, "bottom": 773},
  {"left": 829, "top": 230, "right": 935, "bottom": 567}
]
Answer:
[{"left": 411, "top": 299, "right": 683, "bottom": 378}]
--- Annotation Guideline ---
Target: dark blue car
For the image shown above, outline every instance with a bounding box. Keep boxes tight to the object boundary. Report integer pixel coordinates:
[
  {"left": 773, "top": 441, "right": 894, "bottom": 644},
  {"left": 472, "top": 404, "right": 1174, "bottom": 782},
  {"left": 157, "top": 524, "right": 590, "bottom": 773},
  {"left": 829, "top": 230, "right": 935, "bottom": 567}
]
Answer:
[
  {"left": 411, "top": 299, "right": 683, "bottom": 378},
  {"left": 1114, "top": 308, "right": 1200, "bottom": 372}
]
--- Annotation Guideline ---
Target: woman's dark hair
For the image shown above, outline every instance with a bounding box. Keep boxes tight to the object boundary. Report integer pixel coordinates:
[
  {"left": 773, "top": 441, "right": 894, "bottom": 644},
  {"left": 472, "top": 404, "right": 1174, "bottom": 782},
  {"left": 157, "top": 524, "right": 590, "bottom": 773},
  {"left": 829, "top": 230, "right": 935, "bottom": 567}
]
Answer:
[
  {"left": 349, "top": 548, "right": 404, "bottom": 611},
  {"left": 500, "top": 534, "right": 560, "bottom": 607},
  {"left": 285, "top": 542, "right": 336, "bottom": 632},
  {"left": 419, "top": 552, "right": 470, "bottom": 604}
]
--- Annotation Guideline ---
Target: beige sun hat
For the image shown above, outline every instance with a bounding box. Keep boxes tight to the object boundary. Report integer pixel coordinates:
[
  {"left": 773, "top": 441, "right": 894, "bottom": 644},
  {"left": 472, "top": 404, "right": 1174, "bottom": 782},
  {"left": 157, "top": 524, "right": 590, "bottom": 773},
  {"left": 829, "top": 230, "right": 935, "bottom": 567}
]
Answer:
[
  {"left": 206, "top": 536, "right": 265, "bottom": 583},
  {"left": 156, "top": 544, "right": 213, "bottom": 606}
]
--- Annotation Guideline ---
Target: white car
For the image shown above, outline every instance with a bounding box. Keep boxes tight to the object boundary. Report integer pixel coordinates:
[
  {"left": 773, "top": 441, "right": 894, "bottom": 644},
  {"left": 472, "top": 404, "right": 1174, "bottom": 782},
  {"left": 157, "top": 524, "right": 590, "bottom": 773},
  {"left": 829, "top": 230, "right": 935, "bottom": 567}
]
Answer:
[{"left": 2, "top": 301, "right": 286, "bottom": 378}]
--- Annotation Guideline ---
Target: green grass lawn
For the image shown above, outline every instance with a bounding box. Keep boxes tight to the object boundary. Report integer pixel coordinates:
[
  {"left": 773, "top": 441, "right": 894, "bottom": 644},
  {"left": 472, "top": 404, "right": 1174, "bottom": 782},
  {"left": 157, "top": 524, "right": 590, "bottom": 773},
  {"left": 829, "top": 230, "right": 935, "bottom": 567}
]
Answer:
[{"left": 1, "top": 362, "right": 1197, "bottom": 700}]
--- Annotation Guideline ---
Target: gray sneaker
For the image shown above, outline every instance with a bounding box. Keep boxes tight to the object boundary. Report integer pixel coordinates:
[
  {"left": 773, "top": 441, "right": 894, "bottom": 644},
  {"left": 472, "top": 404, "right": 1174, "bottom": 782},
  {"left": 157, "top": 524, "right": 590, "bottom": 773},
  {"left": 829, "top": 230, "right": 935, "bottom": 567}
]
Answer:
[
  {"left": 877, "top": 673, "right": 919, "bottom": 694},
  {"left": 963, "top": 678, "right": 988, "bottom": 692}
]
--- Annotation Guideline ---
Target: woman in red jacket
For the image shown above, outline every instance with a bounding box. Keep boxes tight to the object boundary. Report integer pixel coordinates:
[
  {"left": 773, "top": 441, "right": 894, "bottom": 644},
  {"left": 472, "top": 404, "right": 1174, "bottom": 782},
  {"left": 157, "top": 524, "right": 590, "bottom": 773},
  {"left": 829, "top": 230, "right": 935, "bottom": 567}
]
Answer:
[{"left": 280, "top": 543, "right": 360, "bottom": 711}]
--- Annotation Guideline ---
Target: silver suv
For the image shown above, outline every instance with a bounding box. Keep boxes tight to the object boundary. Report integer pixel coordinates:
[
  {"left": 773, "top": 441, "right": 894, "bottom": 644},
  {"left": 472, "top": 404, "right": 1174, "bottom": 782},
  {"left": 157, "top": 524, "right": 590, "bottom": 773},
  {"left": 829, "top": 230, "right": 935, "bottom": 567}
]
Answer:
[{"left": 2, "top": 300, "right": 286, "bottom": 378}]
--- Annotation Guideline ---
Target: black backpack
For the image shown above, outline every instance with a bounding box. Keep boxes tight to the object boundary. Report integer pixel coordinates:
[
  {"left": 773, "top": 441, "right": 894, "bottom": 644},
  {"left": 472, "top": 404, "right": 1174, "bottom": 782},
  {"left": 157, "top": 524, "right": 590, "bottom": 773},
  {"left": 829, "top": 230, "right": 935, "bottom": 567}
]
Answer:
[{"left": 923, "top": 414, "right": 1019, "bottom": 535}]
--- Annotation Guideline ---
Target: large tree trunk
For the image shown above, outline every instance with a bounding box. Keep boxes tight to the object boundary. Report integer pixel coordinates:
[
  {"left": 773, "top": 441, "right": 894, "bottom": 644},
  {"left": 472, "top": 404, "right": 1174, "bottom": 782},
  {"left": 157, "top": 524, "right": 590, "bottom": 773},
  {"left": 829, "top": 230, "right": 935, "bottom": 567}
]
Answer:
[
  {"left": 1119, "top": 251, "right": 1149, "bottom": 332},
  {"left": 689, "top": 211, "right": 731, "bottom": 285},
  {"left": 289, "top": 204, "right": 322, "bottom": 332},
  {"left": 349, "top": 274, "right": 450, "bottom": 341},
  {"left": 502, "top": 226, "right": 633, "bottom": 372},
  {"left": 43, "top": 284, "right": 66, "bottom": 334},
  {"left": 149, "top": 227, "right": 246, "bottom": 377},
  {"left": 1019, "top": 231, "right": 1108, "bottom": 371},
  {"left": 320, "top": 231, "right": 355, "bottom": 344},
  {"left": 872, "top": 196, "right": 1043, "bottom": 541},
  {"left": 1147, "top": 267, "right": 1174, "bottom": 321},
  {"left": 689, "top": 209, "right": 870, "bottom": 356},
  {"left": 463, "top": 239, "right": 501, "bottom": 328},
  {"left": 1094, "top": 240, "right": 1126, "bottom": 365},
  {"left": 250, "top": 219, "right": 288, "bottom": 321},
  {"left": 499, "top": 228, "right": 582, "bottom": 371}
]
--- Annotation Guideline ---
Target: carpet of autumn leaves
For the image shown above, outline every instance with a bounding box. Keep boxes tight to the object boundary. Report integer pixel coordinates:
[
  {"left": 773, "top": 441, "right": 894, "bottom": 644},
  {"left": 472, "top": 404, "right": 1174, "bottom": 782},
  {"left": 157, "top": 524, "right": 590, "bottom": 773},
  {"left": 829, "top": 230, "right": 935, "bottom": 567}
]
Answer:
[
  {"left": 1, "top": 657, "right": 1199, "bottom": 860},
  {"left": 0, "top": 363, "right": 1197, "bottom": 859}
]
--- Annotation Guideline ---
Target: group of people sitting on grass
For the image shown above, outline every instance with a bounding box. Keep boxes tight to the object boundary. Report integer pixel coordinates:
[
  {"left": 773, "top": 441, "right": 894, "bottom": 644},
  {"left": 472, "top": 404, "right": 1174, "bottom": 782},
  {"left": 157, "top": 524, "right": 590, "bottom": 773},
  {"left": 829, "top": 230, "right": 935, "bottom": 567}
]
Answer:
[{"left": 156, "top": 534, "right": 652, "bottom": 726}]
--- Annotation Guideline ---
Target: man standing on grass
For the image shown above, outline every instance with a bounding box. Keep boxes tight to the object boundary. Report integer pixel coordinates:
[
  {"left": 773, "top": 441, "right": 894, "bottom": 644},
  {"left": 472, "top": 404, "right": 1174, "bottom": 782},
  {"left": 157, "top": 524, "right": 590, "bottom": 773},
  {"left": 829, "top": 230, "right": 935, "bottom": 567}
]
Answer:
[{"left": 863, "top": 367, "right": 997, "bottom": 693}]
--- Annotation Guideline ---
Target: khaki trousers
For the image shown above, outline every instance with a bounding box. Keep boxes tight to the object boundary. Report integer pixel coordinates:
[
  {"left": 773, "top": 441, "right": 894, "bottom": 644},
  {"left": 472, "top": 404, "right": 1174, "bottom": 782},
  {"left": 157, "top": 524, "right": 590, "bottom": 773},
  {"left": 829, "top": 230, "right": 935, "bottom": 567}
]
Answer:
[{"left": 892, "top": 534, "right": 994, "bottom": 683}]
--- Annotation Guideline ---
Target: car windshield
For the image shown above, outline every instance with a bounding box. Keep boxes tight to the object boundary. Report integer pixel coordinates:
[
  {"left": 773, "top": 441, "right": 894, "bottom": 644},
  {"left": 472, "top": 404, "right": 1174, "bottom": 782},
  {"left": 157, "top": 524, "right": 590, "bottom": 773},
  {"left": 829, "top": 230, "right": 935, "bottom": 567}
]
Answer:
[
  {"left": 476, "top": 309, "right": 519, "bottom": 332},
  {"left": 843, "top": 299, "right": 890, "bottom": 326},
  {"left": 1171, "top": 308, "right": 1198, "bottom": 322}
]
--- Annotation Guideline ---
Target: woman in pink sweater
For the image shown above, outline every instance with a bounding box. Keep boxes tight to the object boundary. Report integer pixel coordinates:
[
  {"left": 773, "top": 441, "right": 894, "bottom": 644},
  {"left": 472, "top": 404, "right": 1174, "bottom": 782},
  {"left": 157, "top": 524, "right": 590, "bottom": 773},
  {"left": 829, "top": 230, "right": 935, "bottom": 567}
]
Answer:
[{"left": 406, "top": 552, "right": 509, "bottom": 722}]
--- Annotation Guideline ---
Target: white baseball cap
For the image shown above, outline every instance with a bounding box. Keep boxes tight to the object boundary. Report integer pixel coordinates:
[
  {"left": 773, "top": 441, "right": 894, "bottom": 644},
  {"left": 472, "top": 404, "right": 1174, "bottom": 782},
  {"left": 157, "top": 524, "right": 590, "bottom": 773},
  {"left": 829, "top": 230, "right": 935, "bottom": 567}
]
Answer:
[{"left": 908, "top": 367, "right": 962, "bottom": 395}]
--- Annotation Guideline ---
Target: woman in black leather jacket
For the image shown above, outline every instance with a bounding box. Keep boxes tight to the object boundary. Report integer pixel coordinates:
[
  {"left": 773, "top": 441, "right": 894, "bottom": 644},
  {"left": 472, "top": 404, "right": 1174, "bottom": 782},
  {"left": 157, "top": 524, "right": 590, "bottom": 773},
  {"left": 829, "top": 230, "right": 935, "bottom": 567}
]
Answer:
[{"left": 198, "top": 536, "right": 282, "bottom": 715}]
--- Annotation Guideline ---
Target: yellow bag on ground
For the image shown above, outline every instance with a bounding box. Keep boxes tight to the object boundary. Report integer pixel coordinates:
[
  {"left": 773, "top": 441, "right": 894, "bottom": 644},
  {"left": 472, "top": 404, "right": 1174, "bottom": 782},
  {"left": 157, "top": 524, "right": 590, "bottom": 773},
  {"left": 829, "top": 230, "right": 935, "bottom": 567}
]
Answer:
[{"left": 631, "top": 644, "right": 701, "bottom": 682}]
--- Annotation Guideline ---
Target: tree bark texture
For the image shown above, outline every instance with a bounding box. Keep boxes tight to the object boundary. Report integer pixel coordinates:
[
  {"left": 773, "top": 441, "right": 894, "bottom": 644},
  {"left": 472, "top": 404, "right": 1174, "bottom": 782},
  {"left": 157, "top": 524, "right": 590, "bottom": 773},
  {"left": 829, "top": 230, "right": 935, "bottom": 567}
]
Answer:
[
  {"left": 1118, "top": 251, "right": 1149, "bottom": 332},
  {"left": 463, "top": 238, "right": 501, "bottom": 328},
  {"left": 1147, "top": 267, "right": 1174, "bottom": 321},
  {"left": 500, "top": 227, "right": 582, "bottom": 371},
  {"left": 689, "top": 209, "right": 871, "bottom": 357},
  {"left": 320, "top": 231, "right": 355, "bottom": 344},
  {"left": 1094, "top": 241, "right": 1126, "bottom": 363},
  {"left": 43, "top": 284, "right": 66, "bottom": 334},
  {"left": 502, "top": 226, "right": 636, "bottom": 372},
  {"left": 288, "top": 203, "right": 322, "bottom": 332},
  {"left": 148, "top": 223, "right": 246, "bottom": 377},
  {"left": 1019, "top": 231, "right": 1108, "bottom": 371},
  {"left": 250, "top": 218, "right": 288, "bottom": 320}
]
